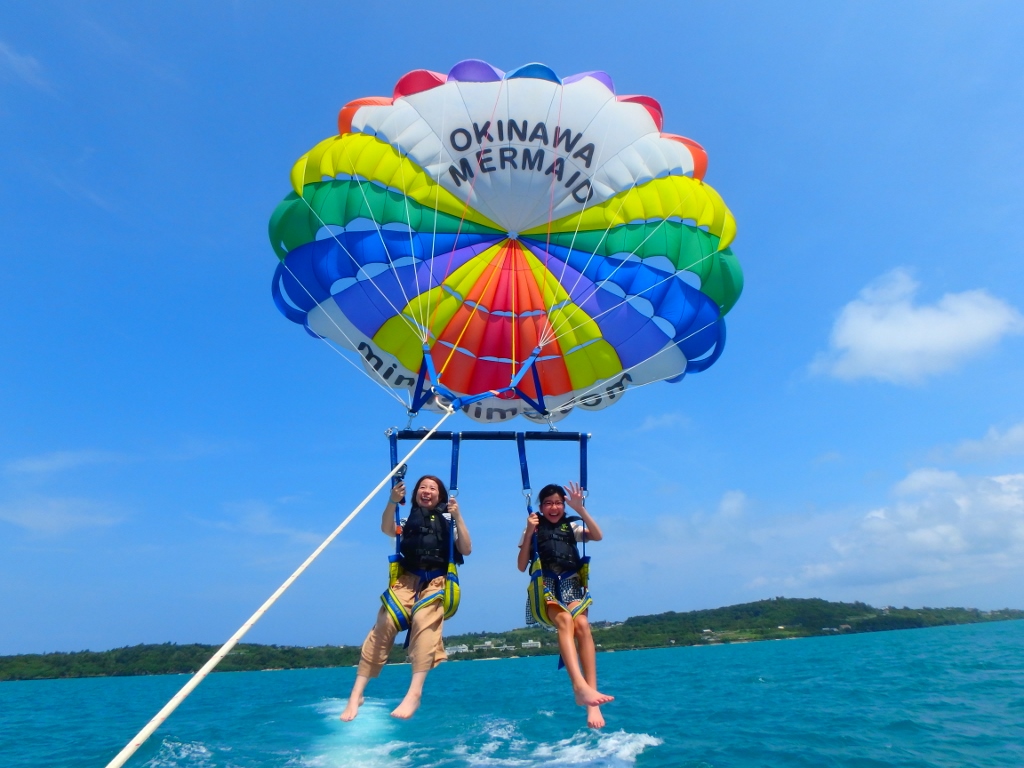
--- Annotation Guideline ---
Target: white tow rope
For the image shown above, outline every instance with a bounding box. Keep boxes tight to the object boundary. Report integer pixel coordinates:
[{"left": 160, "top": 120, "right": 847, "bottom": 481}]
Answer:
[{"left": 104, "top": 409, "right": 455, "bottom": 768}]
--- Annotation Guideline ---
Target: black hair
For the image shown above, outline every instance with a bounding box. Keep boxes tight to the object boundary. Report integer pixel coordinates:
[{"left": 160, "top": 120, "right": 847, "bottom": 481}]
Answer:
[
  {"left": 537, "top": 483, "right": 566, "bottom": 504},
  {"left": 412, "top": 475, "right": 449, "bottom": 507}
]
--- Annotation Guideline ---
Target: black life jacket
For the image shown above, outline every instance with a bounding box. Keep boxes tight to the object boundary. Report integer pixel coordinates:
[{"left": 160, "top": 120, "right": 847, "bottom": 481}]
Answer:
[
  {"left": 535, "top": 515, "right": 582, "bottom": 574},
  {"left": 400, "top": 504, "right": 463, "bottom": 572}
]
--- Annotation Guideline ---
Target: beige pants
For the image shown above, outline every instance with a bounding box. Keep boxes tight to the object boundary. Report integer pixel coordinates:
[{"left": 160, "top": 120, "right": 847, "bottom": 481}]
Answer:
[{"left": 357, "top": 571, "right": 448, "bottom": 677}]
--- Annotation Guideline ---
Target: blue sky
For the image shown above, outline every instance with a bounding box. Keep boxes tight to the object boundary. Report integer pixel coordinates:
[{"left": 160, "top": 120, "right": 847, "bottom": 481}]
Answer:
[{"left": 2, "top": 2, "right": 1023, "bottom": 656}]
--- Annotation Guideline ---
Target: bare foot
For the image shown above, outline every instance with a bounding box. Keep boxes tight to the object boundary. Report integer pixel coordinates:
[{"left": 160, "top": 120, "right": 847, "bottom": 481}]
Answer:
[
  {"left": 587, "top": 705, "right": 605, "bottom": 729},
  {"left": 390, "top": 692, "right": 422, "bottom": 719},
  {"left": 573, "top": 682, "right": 614, "bottom": 708},
  {"left": 339, "top": 696, "right": 364, "bottom": 722}
]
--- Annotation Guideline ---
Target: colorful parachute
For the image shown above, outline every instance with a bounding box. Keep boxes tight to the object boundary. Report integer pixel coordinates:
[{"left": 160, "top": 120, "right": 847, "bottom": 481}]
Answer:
[{"left": 270, "top": 60, "right": 743, "bottom": 424}]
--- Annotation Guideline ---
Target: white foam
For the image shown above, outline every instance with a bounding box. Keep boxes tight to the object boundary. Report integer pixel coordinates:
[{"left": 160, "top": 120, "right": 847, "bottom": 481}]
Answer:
[
  {"left": 142, "top": 737, "right": 215, "bottom": 768},
  {"left": 458, "top": 728, "right": 662, "bottom": 766},
  {"left": 535, "top": 731, "right": 660, "bottom": 764},
  {"left": 299, "top": 697, "right": 421, "bottom": 768},
  {"left": 302, "top": 698, "right": 662, "bottom": 767}
]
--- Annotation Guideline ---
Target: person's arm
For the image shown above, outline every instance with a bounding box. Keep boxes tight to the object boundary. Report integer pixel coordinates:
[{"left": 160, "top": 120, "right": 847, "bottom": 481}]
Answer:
[
  {"left": 517, "top": 513, "right": 540, "bottom": 571},
  {"left": 565, "top": 481, "right": 602, "bottom": 541},
  {"left": 449, "top": 497, "right": 472, "bottom": 556},
  {"left": 381, "top": 481, "right": 404, "bottom": 536}
]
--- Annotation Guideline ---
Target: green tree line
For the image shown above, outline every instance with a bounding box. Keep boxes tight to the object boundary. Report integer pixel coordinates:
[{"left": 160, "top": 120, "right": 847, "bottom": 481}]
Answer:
[{"left": 3, "top": 598, "right": 1020, "bottom": 681}]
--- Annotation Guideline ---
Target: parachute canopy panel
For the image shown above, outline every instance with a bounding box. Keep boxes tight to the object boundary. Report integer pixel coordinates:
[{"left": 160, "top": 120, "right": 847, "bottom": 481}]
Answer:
[{"left": 270, "top": 60, "right": 743, "bottom": 424}]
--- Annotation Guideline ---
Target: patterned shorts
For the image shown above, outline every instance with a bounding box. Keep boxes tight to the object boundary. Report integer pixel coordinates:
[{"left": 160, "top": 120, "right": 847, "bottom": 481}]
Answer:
[{"left": 525, "top": 573, "right": 588, "bottom": 624}]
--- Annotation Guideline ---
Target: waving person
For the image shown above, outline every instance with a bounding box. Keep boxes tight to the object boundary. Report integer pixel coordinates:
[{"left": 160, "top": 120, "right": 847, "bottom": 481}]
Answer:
[{"left": 518, "top": 481, "right": 612, "bottom": 728}]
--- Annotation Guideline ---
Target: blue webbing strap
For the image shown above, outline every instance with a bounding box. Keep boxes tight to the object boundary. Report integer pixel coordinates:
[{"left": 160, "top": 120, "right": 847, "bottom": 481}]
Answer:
[
  {"left": 446, "top": 434, "right": 457, "bottom": 564},
  {"left": 579, "top": 434, "right": 589, "bottom": 494},
  {"left": 388, "top": 429, "right": 399, "bottom": 473},
  {"left": 450, "top": 433, "right": 461, "bottom": 496},
  {"left": 388, "top": 431, "right": 401, "bottom": 558},
  {"left": 516, "top": 432, "right": 532, "bottom": 514},
  {"left": 579, "top": 433, "right": 588, "bottom": 559}
]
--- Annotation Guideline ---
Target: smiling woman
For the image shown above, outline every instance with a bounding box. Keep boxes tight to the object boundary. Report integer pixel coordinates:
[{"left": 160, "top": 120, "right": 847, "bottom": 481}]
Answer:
[{"left": 339, "top": 471, "right": 472, "bottom": 722}]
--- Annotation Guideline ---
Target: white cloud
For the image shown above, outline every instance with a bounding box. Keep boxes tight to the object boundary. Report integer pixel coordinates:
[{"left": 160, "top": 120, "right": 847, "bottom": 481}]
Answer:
[
  {"left": 813, "top": 451, "right": 843, "bottom": 465},
  {"left": 811, "top": 269, "right": 1023, "bottom": 384},
  {"left": 5, "top": 450, "right": 126, "bottom": 475},
  {"left": 953, "top": 421, "right": 1024, "bottom": 460},
  {"left": 717, "top": 490, "right": 746, "bottom": 519},
  {"left": 794, "top": 470, "right": 1024, "bottom": 594},
  {"left": 213, "top": 501, "right": 323, "bottom": 546},
  {"left": 597, "top": 469, "right": 1024, "bottom": 614},
  {"left": 78, "top": 20, "right": 185, "bottom": 88},
  {"left": 0, "top": 497, "right": 121, "bottom": 534},
  {"left": 635, "top": 412, "right": 690, "bottom": 432},
  {"left": 40, "top": 171, "right": 117, "bottom": 212},
  {"left": 0, "top": 40, "right": 49, "bottom": 89}
]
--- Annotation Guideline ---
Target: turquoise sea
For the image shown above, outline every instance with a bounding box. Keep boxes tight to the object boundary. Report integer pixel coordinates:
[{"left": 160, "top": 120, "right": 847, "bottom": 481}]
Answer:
[{"left": 2, "top": 620, "right": 1022, "bottom": 767}]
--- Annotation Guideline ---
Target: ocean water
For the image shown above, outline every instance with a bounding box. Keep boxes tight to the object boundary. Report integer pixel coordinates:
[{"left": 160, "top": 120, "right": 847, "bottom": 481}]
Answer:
[{"left": 2, "top": 621, "right": 1022, "bottom": 767}]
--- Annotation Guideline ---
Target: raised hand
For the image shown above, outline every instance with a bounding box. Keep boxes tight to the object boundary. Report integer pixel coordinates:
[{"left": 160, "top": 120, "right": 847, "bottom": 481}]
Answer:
[
  {"left": 390, "top": 481, "right": 405, "bottom": 504},
  {"left": 564, "top": 481, "right": 586, "bottom": 513}
]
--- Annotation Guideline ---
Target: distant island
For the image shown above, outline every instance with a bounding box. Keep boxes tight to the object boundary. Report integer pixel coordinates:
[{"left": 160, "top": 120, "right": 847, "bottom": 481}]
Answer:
[{"left": 3, "top": 598, "right": 1021, "bottom": 681}]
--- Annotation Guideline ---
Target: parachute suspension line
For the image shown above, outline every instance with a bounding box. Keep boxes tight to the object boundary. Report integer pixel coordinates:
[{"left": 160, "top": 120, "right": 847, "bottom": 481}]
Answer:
[
  {"left": 549, "top": 254, "right": 713, "bottom": 348},
  {"left": 295, "top": 194, "right": 425, "bottom": 343},
  {"left": 422, "top": 93, "right": 450, "bottom": 349},
  {"left": 511, "top": 82, "right": 565, "bottom": 391},
  {"left": 546, "top": 101, "right": 619, "bottom": 294},
  {"left": 532, "top": 83, "right": 573, "bottom": 361},
  {"left": 531, "top": 82, "right": 568, "bottom": 355},
  {"left": 535, "top": 176, "right": 641, "bottom": 349},
  {"left": 541, "top": 190, "right": 700, "bottom": 349},
  {"left": 534, "top": 91, "right": 629, "bottom": 324},
  {"left": 423, "top": 78, "right": 509, "bottom": 346},
  {"left": 511, "top": 82, "right": 591, "bottom": 239},
  {"left": 396, "top": 137, "right": 426, "bottom": 334},
  {"left": 555, "top": 173, "right": 642, "bottom": 308},
  {"left": 554, "top": 197, "right": 723, "bottom": 343},
  {"left": 339, "top": 147, "right": 422, "bottom": 341},
  {"left": 103, "top": 408, "right": 457, "bottom": 768},
  {"left": 539, "top": 83, "right": 565, "bottom": 275},
  {"left": 526, "top": 82, "right": 608, "bottom": 383},
  {"left": 511, "top": 237, "right": 518, "bottom": 382},
  {"left": 280, "top": 261, "right": 410, "bottom": 408},
  {"left": 408, "top": 346, "right": 547, "bottom": 423},
  {"left": 556, "top": 317, "right": 723, "bottom": 411},
  {"left": 435, "top": 241, "right": 508, "bottom": 379},
  {"left": 424, "top": 259, "right": 550, "bottom": 416},
  {"left": 543, "top": 121, "right": 720, "bottom": 349}
]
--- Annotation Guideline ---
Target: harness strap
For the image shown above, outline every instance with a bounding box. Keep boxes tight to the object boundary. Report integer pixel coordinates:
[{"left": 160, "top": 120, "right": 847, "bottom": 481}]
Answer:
[
  {"left": 579, "top": 434, "right": 588, "bottom": 560},
  {"left": 579, "top": 433, "right": 589, "bottom": 493},
  {"left": 382, "top": 568, "right": 446, "bottom": 636},
  {"left": 388, "top": 431, "right": 402, "bottom": 559},
  {"left": 450, "top": 433, "right": 461, "bottom": 496},
  {"left": 381, "top": 585, "right": 411, "bottom": 632},
  {"left": 527, "top": 563, "right": 592, "bottom": 623},
  {"left": 516, "top": 432, "right": 533, "bottom": 514}
]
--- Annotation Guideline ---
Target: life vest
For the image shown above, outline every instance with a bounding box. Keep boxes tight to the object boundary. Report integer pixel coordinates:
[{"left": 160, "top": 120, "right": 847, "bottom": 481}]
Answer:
[
  {"left": 399, "top": 504, "right": 464, "bottom": 572},
  {"left": 534, "top": 515, "right": 582, "bottom": 574},
  {"left": 526, "top": 514, "right": 593, "bottom": 650},
  {"left": 382, "top": 503, "right": 463, "bottom": 632}
]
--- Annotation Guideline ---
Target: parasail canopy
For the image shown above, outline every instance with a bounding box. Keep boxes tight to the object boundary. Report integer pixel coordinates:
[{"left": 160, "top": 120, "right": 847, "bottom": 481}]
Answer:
[{"left": 270, "top": 60, "right": 743, "bottom": 424}]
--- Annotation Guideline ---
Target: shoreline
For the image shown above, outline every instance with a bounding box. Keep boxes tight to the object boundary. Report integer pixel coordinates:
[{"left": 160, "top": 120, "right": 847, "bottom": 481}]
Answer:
[{"left": 4, "top": 599, "right": 1021, "bottom": 682}]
